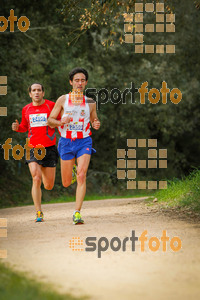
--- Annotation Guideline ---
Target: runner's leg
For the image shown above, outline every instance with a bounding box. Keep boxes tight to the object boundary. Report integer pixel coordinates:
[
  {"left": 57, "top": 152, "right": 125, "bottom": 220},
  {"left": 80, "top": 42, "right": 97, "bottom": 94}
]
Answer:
[
  {"left": 60, "top": 157, "right": 75, "bottom": 187},
  {"left": 41, "top": 167, "right": 56, "bottom": 190},
  {"left": 76, "top": 154, "right": 91, "bottom": 211},
  {"left": 28, "top": 162, "right": 42, "bottom": 211}
]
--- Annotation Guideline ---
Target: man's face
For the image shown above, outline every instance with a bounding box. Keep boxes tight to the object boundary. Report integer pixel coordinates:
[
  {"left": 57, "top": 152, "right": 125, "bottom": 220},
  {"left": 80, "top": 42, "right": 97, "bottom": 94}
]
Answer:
[
  {"left": 70, "top": 73, "right": 87, "bottom": 92},
  {"left": 29, "top": 84, "right": 44, "bottom": 103}
]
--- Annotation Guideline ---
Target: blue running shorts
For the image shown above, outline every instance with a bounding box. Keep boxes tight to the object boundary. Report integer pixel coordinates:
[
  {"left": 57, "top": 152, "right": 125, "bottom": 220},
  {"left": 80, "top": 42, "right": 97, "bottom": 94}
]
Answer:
[{"left": 58, "top": 136, "right": 96, "bottom": 160}]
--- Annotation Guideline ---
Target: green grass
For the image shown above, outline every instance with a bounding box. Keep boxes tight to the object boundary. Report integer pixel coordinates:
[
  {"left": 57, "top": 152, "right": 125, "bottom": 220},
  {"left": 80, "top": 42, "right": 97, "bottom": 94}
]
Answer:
[
  {"left": 0, "top": 263, "right": 86, "bottom": 300},
  {"left": 46, "top": 191, "right": 152, "bottom": 205},
  {"left": 0, "top": 189, "right": 154, "bottom": 209},
  {"left": 154, "top": 169, "right": 200, "bottom": 211}
]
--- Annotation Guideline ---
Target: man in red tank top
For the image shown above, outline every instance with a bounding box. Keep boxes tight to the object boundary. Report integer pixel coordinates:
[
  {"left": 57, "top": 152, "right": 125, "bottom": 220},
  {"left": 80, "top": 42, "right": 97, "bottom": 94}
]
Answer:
[
  {"left": 48, "top": 68, "right": 100, "bottom": 225},
  {"left": 12, "top": 83, "right": 59, "bottom": 222}
]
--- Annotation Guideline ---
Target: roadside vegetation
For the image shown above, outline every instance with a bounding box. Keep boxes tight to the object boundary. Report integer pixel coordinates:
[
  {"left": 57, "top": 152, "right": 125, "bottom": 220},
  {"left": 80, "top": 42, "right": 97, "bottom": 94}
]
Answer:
[
  {"left": 0, "top": 263, "right": 85, "bottom": 300},
  {"left": 154, "top": 169, "right": 200, "bottom": 212}
]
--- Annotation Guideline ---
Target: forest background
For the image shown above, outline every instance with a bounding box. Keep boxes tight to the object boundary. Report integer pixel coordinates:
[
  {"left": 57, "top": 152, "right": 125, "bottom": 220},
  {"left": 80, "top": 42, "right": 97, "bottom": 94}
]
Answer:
[{"left": 0, "top": 0, "right": 199, "bottom": 207}]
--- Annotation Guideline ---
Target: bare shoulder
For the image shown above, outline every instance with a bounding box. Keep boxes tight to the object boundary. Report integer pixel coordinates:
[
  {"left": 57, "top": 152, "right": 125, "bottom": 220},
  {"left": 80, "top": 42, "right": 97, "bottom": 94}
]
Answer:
[
  {"left": 87, "top": 98, "right": 96, "bottom": 111},
  {"left": 86, "top": 97, "right": 96, "bottom": 104},
  {"left": 56, "top": 95, "right": 66, "bottom": 107}
]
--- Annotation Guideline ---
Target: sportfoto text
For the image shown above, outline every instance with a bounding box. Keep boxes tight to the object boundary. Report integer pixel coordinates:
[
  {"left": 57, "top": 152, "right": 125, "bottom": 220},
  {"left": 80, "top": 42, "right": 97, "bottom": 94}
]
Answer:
[
  {"left": 84, "top": 230, "right": 182, "bottom": 258},
  {"left": 86, "top": 81, "right": 182, "bottom": 109},
  {"left": 2, "top": 138, "right": 46, "bottom": 160},
  {"left": 0, "top": 9, "right": 30, "bottom": 32}
]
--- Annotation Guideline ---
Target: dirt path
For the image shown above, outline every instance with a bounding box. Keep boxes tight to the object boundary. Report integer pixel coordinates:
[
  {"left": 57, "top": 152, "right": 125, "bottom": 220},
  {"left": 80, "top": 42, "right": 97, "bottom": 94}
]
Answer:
[{"left": 0, "top": 197, "right": 200, "bottom": 300}]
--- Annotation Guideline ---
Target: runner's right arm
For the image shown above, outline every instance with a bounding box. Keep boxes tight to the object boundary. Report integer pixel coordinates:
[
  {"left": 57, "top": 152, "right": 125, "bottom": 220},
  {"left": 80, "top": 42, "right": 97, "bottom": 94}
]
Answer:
[
  {"left": 12, "top": 107, "right": 28, "bottom": 132},
  {"left": 47, "top": 95, "right": 70, "bottom": 128}
]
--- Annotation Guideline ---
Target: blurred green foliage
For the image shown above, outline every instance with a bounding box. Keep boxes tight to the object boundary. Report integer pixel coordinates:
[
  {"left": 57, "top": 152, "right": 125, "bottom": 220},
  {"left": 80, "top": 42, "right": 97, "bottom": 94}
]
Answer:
[
  {"left": 155, "top": 169, "right": 200, "bottom": 211},
  {"left": 0, "top": 263, "right": 85, "bottom": 300}
]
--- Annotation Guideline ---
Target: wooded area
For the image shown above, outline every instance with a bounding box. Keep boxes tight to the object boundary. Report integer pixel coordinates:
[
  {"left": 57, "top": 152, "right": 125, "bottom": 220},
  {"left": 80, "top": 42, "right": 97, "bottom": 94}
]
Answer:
[{"left": 0, "top": 0, "right": 200, "bottom": 206}]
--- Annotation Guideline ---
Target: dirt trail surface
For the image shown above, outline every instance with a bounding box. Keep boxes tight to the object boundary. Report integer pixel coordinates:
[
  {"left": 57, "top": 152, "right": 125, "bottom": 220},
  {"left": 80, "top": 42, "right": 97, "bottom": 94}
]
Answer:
[{"left": 1, "top": 197, "right": 200, "bottom": 300}]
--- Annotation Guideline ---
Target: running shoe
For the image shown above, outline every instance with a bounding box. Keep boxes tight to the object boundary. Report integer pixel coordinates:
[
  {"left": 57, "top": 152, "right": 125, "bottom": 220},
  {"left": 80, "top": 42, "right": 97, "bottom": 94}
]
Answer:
[
  {"left": 73, "top": 211, "right": 84, "bottom": 225},
  {"left": 35, "top": 211, "right": 44, "bottom": 222},
  {"left": 71, "top": 164, "right": 77, "bottom": 184}
]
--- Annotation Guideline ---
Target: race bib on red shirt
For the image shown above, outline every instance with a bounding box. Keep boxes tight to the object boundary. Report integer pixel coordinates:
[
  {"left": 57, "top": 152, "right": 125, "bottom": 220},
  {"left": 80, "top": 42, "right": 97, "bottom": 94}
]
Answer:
[{"left": 29, "top": 113, "right": 47, "bottom": 127}]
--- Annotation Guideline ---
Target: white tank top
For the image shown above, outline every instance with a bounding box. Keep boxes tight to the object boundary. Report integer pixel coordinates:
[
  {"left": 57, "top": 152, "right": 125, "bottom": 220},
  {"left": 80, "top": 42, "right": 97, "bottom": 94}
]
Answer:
[{"left": 58, "top": 94, "right": 91, "bottom": 139}]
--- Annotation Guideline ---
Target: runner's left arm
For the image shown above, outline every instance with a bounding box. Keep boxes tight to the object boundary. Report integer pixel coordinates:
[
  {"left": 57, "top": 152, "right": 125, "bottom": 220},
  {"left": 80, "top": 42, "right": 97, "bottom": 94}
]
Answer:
[{"left": 89, "top": 100, "right": 100, "bottom": 130}]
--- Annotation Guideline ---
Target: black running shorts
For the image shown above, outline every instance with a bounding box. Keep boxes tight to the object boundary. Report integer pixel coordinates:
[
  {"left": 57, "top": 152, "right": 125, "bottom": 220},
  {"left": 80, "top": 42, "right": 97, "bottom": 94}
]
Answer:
[{"left": 26, "top": 145, "right": 59, "bottom": 167}]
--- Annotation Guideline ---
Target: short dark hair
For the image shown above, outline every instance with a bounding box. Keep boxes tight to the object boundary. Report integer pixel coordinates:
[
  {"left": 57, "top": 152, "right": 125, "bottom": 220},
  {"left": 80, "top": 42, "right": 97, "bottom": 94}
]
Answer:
[
  {"left": 69, "top": 68, "right": 89, "bottom": 81},
  {"left": 28, "top": 83, "right": 44, "bottom": 93}
]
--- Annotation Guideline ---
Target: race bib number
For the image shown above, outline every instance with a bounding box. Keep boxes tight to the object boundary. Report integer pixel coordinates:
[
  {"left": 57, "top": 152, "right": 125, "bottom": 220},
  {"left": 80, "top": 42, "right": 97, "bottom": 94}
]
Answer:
[
  {"left": 29, "top": 113, "right": 47, "bottom": 127},
  {"left": 68, "top": 121, "right": 83, "bottom": 131}
]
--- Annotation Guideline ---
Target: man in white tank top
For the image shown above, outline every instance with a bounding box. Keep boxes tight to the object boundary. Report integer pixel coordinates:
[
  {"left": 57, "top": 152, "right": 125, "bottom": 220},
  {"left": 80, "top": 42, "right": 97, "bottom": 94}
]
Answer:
[{"left": 48, "top": 68, "right": 100, "bottom": 224}]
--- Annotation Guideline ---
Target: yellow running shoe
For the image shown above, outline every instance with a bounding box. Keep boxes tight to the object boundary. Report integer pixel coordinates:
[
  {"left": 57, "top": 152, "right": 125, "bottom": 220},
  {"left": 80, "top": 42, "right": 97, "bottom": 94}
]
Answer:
[
  {"left": 73, "top": 211, "right": 84, "bottom": 225},
  {"left": 35, "top": 211, "right": 44, "bottom": 222}
]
